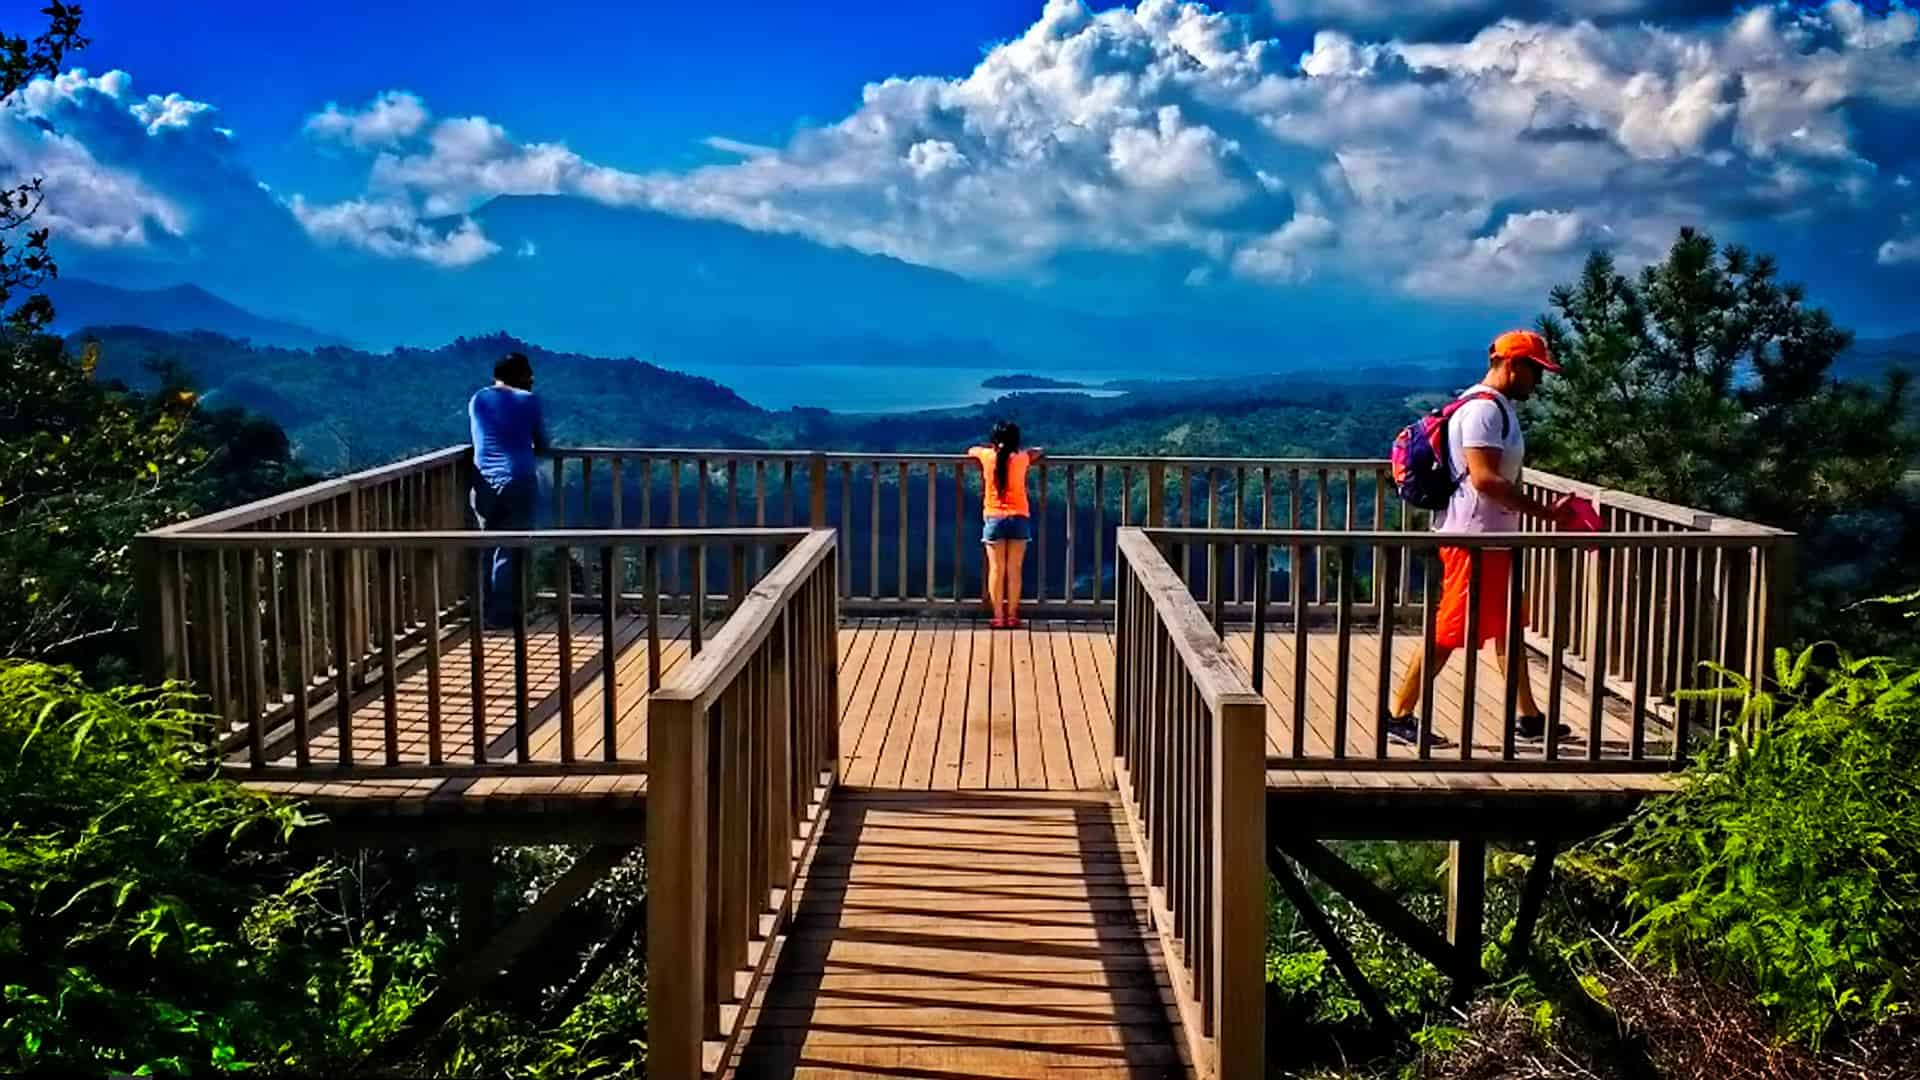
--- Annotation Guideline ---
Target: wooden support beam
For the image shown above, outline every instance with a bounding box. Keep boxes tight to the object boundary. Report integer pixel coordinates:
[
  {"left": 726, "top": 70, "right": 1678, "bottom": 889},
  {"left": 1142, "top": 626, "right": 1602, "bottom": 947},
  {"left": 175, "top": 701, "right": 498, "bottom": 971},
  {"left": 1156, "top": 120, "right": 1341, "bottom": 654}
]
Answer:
[
  {"left": 1506, "top": 838, "right": 1560, "bottom": 970},
  {"left": 1268, "top": 847, "right": 1402, "bottom": 1040},
  {"left": 1447, "top": 838, "right": 1487, "bottom": 1002},
  {"left": 420, "top": 844, "right": 635, "bottom": 1036},
  {"left": 1275, "top": 835, "right": 1475, "bottom": 984},
  {"left": 458, "top": 849, "right": 494, "bottom": 954}
]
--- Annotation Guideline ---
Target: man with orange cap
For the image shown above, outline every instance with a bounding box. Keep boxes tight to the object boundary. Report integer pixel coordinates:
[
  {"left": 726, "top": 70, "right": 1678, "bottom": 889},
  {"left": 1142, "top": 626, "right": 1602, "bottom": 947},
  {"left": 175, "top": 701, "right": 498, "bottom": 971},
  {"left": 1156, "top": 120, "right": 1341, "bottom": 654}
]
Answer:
[{"left": 1386, "top": 330, "right": 1576, "bottom": 746}]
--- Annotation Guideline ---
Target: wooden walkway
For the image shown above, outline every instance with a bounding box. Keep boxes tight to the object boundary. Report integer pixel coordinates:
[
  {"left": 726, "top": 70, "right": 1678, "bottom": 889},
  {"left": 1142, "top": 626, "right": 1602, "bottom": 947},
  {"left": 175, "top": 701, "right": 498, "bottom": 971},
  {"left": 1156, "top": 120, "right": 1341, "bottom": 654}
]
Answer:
[
  {"left": 234, "top": 615, "right": 1676, "bottom": 1077},
  {"left": 726, "top": 790, "right": 1188, "bottom": 1079}
]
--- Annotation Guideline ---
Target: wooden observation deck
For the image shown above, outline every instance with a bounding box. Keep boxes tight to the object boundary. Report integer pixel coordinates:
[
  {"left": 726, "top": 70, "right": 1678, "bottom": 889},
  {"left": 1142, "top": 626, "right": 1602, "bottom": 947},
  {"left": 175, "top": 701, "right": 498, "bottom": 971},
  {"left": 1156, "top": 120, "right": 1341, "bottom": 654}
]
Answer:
[{"left": 135, "top": 446, "right": 1792, "bottom": 1078}]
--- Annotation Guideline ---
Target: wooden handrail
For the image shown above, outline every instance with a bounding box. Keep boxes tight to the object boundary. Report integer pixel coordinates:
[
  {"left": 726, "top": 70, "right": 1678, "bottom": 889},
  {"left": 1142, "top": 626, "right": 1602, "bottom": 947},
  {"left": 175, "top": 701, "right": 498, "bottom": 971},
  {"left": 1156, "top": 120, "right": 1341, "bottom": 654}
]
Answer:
[
  {"left": 1116, "top": 531, "right": 1265, "bottom": 713},
  {"left": 647, "top": 529, "right": 839, "bottom": 1080},
  {"left": 146, "top": 522, "right": 812, "bottom": 777},
  {"left": 652, "top": 531, "right": 835, "bottom": 712},
  {"left": 1142, "top": 527, "right": 1790, "bottom": 550},
  {"left": 150, "top": 446, "right": 470, "bottom": 535},
  {"left": 1522, "top": 467, "right": 1778, "bottom": 533},
  {"left": 145, "top": 527, "right": 811, "bottom": 549},
  {"left": 1142, "top": 523, "right": 1791, "bottom": 769},
  {"left": 1112, "top": 528, "right": 1265, "bottom": 1079}
]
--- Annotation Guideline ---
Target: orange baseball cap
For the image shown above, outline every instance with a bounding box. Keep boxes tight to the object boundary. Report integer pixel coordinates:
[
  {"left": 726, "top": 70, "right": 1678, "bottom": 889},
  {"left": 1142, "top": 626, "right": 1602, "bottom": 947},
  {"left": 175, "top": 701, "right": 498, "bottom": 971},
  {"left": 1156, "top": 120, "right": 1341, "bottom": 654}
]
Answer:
[{"left": 1490, "top": 329, "right": 1560, "bottom": 373}]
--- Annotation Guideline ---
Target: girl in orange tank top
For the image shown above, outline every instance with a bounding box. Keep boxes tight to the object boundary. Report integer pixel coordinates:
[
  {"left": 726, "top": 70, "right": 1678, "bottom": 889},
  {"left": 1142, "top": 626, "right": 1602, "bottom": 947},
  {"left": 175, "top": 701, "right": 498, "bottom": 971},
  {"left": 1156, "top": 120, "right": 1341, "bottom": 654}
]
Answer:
[{"left": 966, "top": 420, "right": 1044, "bottom": 628}]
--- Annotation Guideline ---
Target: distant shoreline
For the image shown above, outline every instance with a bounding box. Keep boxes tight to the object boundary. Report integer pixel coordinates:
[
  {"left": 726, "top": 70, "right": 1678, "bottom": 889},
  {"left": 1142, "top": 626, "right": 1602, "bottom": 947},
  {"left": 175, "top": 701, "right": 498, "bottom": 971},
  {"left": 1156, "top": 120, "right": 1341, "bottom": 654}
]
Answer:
[{"left": 981, "top": 373, "right": 1093, "bottom": 390}]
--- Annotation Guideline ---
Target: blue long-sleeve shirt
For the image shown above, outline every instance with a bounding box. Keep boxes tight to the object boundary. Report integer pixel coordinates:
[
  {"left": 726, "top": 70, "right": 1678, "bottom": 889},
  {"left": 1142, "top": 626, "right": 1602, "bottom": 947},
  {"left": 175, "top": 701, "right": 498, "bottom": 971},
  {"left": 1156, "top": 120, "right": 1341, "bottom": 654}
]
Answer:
[{"left": 469, "top": 385, "right": 550, "bottom": 487}]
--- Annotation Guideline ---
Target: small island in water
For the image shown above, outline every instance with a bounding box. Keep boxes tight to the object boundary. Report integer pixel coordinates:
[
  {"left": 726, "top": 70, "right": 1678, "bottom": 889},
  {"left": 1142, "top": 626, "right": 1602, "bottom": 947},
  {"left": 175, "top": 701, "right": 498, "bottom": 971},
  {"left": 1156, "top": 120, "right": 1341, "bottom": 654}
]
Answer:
[{"left": 981, "top": 373, "right": 1093, "bottom": 390}]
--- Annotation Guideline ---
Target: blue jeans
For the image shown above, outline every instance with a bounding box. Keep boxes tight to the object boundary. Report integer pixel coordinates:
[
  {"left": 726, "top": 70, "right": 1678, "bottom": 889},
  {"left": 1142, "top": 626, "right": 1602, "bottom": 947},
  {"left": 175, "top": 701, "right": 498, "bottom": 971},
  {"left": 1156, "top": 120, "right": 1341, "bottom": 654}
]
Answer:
[
  {"left": 471, "top": 475, "right": 537, "bottom": 628},
  {"left": 982, "top": 514, "right": 1032, "bottom": 543}
]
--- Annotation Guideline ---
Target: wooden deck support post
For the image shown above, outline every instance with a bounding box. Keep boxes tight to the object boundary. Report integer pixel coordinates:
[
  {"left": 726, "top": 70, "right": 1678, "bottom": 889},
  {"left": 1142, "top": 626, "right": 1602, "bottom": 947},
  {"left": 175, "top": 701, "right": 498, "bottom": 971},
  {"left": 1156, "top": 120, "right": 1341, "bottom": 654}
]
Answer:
[
  {"left": 1447, "top": 838, "right": 1486, "bottom": 997},
  {"left": 647, "top": 695, "right": 711, "bottom": 1080},
  {"left": 133, "top": 537, "right": 182, "bottom": 685},
  {"left": 1215, "top": 697, "right": 1267, "bottom": 1079},
  {"left": 1760, "top": 535, "right": 1796, "bottom": 682},
  {"left": 458, "top": 850, "right": 495, "bottom": 954},
  {"left": 1507, "top": 838, "right": 1560, "bottom": 969},
  {"left": 809, "top": 453, "right": 829, "bottom": 529}
]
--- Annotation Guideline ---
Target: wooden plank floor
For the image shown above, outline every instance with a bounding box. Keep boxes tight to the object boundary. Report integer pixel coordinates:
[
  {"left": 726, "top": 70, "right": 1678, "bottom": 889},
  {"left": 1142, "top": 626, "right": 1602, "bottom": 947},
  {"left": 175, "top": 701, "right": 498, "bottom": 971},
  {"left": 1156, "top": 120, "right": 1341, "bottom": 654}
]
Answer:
[
  {"left": 1221, "top": 629, "right": 1668, "bottom": 764},
  {"left": 724, "top": 790, "right": 1190, "bottom": 1080},
  {"left": 245, "top": 614, "right": 690, "bottom": 814},
  {"left": 242, "top": 616, "right": 1676, "bottom": 817},
  {"left": 837, "top": 619, "right": 1116, "bottom": 792}
]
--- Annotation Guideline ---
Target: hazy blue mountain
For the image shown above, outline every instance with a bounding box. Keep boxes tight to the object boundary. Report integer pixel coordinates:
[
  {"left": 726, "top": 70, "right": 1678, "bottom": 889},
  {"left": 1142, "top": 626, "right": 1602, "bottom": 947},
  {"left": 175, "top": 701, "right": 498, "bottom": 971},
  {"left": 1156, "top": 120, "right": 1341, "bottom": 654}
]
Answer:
[
  {"left": 276, "top": 195, "right": 1178, "bottom": 370},
  {"left": 44, "top": 278, "right": 350, "bottom": 350},
  {"left": 1838, "top": 333, "right": 1920, "bottom": 381}
]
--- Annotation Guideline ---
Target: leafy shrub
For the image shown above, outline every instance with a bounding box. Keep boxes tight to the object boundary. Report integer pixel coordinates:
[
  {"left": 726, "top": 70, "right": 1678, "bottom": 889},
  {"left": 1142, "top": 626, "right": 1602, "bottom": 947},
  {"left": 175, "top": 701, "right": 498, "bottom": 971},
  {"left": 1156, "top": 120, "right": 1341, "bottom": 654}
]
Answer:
[
  {"left": 1609, "top": 642, "right": 1920, "bottom": 1046},
  {"left": 0, "top": 661, "right": 437, "bottom": 1074},
  {"left": 1266, "top": 842, "right": 1455, "bottom": 1031}
]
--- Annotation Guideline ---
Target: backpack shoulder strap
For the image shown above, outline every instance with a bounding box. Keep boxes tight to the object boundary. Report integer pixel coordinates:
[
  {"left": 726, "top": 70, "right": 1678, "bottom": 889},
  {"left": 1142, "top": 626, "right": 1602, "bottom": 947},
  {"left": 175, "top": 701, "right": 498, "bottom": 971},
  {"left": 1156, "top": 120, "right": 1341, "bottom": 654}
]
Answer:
[{"left": 1444, "top": 390, "right": 1510, "bottom": 438}]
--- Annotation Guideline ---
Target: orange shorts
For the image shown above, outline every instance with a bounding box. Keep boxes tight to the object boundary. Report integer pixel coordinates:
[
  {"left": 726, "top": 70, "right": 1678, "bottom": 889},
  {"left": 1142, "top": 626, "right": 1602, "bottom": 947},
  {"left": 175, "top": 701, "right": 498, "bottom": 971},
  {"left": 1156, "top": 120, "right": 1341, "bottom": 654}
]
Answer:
[{"left": 1435, "top": 547, "right": 1525, "bottom": 650}]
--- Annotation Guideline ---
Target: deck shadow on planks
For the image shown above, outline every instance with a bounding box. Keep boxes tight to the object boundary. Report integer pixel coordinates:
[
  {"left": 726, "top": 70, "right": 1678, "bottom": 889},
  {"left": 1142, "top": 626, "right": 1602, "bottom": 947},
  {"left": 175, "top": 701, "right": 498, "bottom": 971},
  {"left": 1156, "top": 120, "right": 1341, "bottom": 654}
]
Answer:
[{"left": 727, "top": 792, "right": 1188, "bottom": 1079}]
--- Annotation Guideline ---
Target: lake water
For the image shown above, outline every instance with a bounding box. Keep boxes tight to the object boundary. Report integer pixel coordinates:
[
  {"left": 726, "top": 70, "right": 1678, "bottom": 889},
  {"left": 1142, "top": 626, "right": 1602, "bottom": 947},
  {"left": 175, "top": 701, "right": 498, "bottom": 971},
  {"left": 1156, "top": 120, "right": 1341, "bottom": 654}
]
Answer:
[{"left": 661, "top": 361, "right": 1128, "bottom": 414}]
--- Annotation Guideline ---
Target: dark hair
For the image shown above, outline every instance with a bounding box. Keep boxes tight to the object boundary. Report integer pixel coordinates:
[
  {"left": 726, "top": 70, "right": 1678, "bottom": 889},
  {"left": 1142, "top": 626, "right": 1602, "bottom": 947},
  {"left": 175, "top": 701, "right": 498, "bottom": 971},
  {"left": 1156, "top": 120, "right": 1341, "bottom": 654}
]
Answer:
[
  {"left": 989, "top": 419, "right": 1021, "bottom": 496},
  {"left": 494, "top": 351, "right": 533, "bottom": 385}
]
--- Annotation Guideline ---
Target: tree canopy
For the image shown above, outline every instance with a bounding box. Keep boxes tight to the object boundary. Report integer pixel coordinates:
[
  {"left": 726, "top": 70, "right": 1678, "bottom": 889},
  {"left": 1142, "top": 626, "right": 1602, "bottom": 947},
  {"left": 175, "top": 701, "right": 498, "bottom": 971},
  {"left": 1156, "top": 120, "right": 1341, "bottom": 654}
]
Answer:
[{"left": 1531, "top": 227, "right": 1918, "bottom": 652}]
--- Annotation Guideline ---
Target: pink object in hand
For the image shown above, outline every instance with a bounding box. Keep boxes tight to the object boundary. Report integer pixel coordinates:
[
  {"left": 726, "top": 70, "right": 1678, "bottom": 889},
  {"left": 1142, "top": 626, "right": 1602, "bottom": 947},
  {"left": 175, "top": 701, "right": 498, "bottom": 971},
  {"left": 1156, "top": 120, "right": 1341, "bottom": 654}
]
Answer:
[{"left": 1554, "top": 494, "right": 1603, "bottom": 532}]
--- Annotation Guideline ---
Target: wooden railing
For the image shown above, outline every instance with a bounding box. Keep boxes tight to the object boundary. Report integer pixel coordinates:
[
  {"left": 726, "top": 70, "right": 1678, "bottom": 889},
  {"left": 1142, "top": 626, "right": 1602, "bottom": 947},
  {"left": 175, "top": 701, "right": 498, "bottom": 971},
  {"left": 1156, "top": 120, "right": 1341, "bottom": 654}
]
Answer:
[
  {"left": 1112, "top": 529, "right": 1265, "bottom": 1079},
  {"left": 1145, "top": 525, "right": 1791, "bottom": 768},
  {"left": 544, "top": 448, "right": 1409, "bottom": 615},
  {"left": 646, "top": 530, "right": 840, "bottom": 1080},
  {"left": 135, "top": 525, "right": 808, "bottom": 777}
]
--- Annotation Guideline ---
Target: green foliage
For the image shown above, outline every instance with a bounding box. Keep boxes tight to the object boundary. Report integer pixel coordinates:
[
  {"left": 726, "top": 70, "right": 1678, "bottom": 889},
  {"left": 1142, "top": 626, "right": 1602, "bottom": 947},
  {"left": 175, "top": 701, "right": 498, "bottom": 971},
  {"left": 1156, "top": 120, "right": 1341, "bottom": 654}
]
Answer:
[
  {"left": 425, "top": 968, "right": 648, "bottom": 1080},
  {"left": 1265, "top": 842, "right": 1455, "bottom": 1033},
  {"left": 1, "top": 660, "right": 290, "bottom": 1073},
  {"left": 1532, "top": 228, "right": 1920, "bottom": 655},
  {"left": 0, "top": 661, "right": 465, "bottom": 1074},
  {"left": 0, "top": 660, "right": 652, "bottom": 1076},
  {"left": 0, "top": 335, "right": 311, "bottom": 670},
  {"left": 1604, "top": 638, "right": 1920, "bottom": 1046}
]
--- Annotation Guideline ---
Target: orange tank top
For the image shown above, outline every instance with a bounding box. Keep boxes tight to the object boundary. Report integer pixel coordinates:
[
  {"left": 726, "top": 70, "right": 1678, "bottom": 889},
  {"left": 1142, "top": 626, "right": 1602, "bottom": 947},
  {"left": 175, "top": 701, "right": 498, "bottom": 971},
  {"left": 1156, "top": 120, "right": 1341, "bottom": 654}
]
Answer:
[{"left": 968, "top": 446, "right": 1030, "bottom": 517}]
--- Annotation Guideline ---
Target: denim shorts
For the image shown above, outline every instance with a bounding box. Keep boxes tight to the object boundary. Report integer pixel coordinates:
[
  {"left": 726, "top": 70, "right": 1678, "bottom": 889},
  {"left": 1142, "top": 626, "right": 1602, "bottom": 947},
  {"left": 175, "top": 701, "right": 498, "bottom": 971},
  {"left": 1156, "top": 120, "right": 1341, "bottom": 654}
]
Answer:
[{"left": 982, "top": 514, "right": 1032, "bottom": 543}]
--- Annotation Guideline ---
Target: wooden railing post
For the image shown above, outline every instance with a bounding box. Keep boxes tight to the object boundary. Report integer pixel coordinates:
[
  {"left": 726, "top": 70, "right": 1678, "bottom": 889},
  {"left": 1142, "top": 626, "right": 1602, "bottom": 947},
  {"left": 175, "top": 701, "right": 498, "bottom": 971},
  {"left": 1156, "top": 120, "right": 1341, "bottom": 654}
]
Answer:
[
  {"left": 1147, "top": 461, "right": 1166, "bottom": 526},
  {"left": 647, "top": 694, "right": 711, "bottom": 1080},
  {"left": 1760, "top": 536, "right": 1796, "bottom": 679},
  {"left": 808, "top": 453, "right": 829, "bottom": 528},
  {"left": 1213, "top": 696, "right": 1267, "bottom": 1078},
  {"left": 133, "top": 537, "right": 181, "bottom": 685}
]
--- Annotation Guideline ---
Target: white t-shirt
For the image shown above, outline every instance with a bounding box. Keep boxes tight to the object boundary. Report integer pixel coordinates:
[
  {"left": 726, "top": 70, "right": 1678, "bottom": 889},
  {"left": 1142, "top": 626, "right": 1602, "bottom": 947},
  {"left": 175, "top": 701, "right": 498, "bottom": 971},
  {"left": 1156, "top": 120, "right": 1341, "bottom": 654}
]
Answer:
[{"left": 1435, "top": 384, "right": 1523, "bottom": 535}]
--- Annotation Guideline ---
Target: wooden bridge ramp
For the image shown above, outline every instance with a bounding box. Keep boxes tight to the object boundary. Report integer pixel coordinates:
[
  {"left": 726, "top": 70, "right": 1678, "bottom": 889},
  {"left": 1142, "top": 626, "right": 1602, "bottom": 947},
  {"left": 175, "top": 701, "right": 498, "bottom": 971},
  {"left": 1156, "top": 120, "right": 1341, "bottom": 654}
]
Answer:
[{"left": 724, "top": 620, "right": 1191, "bottom": 1078}]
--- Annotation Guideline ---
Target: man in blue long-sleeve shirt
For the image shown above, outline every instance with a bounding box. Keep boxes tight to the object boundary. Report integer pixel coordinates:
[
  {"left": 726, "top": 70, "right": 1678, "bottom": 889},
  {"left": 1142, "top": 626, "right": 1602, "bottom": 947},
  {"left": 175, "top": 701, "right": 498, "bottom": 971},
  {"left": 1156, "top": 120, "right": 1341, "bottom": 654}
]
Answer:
[{"left": 469, "top": 351, "right": 550, "bottom": 629}]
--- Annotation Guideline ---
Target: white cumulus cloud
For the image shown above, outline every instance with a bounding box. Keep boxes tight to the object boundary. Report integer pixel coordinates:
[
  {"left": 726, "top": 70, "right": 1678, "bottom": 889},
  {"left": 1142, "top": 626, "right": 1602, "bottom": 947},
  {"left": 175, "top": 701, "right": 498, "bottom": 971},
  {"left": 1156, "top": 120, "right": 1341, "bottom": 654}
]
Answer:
[
  {"left": 266, "top": 1, "right": 1920, "bottom": 295},
  {"left": 304, "top": 90, "right": 429, "bottom": 149},
  {"left": 131, "top": 91, "right": 216, "bottom": 135},
  {"left": 288, "top": 196, "right": 498, "bottom": 267},
  {"left": 1, "top": 68, "right": 203, "bottom": 248}
]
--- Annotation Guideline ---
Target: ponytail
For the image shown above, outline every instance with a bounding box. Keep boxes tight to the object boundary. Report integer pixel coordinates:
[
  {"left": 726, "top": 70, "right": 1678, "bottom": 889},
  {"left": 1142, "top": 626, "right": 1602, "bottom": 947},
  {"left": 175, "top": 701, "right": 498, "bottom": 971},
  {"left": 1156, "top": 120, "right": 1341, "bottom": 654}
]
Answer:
[{"left": 988, "top": 420, "right": 1021, "bottom": 497}]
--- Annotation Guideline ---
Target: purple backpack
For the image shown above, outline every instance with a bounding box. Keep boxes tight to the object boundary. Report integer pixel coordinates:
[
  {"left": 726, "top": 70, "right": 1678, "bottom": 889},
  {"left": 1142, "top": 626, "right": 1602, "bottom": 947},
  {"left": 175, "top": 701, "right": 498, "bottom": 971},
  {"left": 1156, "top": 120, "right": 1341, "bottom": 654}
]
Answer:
[{"left": 1390, "top": 391, "right": 1510, "bottom": 511}]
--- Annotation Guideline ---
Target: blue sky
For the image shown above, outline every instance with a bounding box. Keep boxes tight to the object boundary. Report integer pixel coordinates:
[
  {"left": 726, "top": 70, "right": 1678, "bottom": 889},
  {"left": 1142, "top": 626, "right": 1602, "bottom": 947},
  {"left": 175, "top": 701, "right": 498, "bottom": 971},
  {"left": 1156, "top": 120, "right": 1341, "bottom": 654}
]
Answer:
[
  {"left": 69, "top": 0, "right": 1233, "bottom": 199},
  {"left": 6, "top": 0, "right": 1920, "bottom": 358}
]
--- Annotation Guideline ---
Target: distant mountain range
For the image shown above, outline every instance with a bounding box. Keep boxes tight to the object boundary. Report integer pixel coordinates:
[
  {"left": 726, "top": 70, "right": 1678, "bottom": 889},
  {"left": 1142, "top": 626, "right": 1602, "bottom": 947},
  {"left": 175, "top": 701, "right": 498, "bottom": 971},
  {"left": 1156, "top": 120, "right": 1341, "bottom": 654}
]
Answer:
[
  {"left": 44, "top": 227, "right": 1918, "bottom": 395},
  {"left": 42, "top": 278, "right": 350, "bottom": 350},
  {"left": 1838, "top": 332, "right": 1920, "bottom": 382}
]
